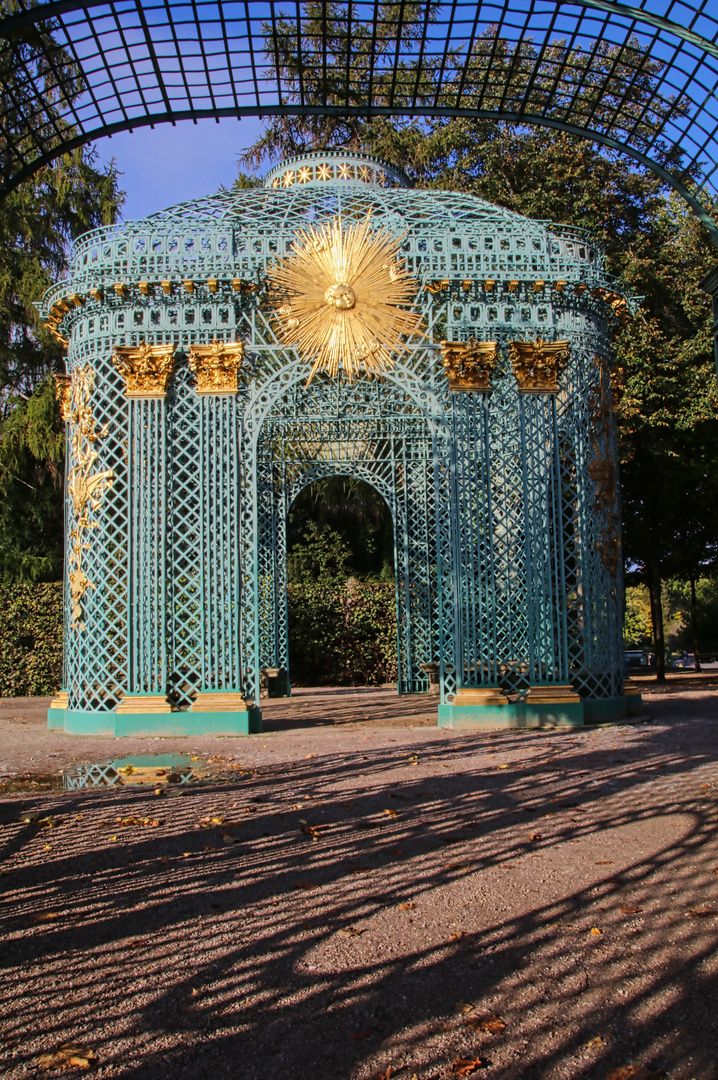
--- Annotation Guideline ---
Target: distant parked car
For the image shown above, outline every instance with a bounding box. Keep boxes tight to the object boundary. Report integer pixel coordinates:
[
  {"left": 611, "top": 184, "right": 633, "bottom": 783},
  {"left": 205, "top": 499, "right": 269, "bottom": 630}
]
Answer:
[
  {"left": 668, "top": 652, "right": 695, "bottom": 670},
  {"left": 624, "top": 650, "right": 651, "bottom": 669}
]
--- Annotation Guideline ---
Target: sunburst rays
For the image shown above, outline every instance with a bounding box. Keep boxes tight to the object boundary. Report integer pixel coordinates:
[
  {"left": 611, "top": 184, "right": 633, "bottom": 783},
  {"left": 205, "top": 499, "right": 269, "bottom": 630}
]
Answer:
[{"left": 268, "top": 213, "right": 423, "bottom": 382}]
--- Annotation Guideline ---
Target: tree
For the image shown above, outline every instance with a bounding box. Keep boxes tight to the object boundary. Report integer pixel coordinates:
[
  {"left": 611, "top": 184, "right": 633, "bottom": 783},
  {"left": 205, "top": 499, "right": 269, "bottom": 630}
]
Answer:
[{"left": 0, "top": 2, "right": 124, "bottom": 579}]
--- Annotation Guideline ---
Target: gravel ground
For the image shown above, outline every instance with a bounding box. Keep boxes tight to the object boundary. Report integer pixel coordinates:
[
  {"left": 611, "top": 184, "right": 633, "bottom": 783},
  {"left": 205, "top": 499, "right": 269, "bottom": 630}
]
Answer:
[{"left": 1, "top": 676, "right": 717, "bottom": 1079}]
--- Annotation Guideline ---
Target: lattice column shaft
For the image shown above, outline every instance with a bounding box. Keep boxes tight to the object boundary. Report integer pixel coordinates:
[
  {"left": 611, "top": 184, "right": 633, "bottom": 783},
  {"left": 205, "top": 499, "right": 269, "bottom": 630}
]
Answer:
[
  {"left": 452, "top": 394, "right": 498, "bottom": 686},
  {"left": 127, "top": 397, "right": 168, "bottom": 695},
  {"left": 199, "top": 395, "right": 241, "bottom": 690},
  {"left": 519, "top": 394, "right": 569, "bottom": 683},
  {"left": 433, "top": 432, "right": 458, "bottom": 703},
  {"left": 239, "top": 427, "right": 261, "bottom": 704}
]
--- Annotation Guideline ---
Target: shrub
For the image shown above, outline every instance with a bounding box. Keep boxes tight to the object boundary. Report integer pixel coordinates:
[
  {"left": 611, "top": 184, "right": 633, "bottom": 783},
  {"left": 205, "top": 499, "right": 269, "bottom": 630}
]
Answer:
[{"left": 0, "top": 582, "right": 63, "bottom": 697}]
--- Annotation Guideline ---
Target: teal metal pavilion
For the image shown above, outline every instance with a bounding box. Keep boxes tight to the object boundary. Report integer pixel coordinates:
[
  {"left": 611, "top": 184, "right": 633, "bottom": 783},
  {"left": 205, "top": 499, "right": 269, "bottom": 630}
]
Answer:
[{"left": 43, "top": 151, "right": 640, "bottom": 735}]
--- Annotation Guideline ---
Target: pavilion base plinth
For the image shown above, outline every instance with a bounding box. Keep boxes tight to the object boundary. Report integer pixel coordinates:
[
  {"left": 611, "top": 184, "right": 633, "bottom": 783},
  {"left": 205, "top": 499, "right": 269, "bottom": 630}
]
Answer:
[
  {"left": 583, "top": 695, "right": 645, "bottom": 725},
  {"left": 623, "top": 682, "right": 644, "bottom": 717},
  {"left": 439, "top": 685, "right": 585, "bottom": 730},
  {"left": 46, "top": 707, "right": 262, "bottom": 736},
  {"left": 47, "top": 691, "right": 68, "bottom": 730},
  {"left": 191, "top": 691, "right": 249, "bottom": 712},
  {"left": 116, "top": 694, "right": 172, "bottom": 714}
]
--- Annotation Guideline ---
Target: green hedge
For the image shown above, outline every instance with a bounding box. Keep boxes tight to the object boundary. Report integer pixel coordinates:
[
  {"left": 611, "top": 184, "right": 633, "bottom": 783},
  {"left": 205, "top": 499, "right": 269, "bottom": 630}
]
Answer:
[
  {"left": 0, "top": 579, "right": 398, "bottom": 697},
  {"left": 0, "top": 583, "right": 63, "bottom": 697},
  {"left": 288, "top": 579, "right": 397, "bottom": 686}
]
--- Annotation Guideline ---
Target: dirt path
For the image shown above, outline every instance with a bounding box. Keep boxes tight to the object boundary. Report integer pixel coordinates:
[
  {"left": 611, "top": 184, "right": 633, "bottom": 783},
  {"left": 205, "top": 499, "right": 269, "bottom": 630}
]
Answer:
[{"left": 1, "top": 677, "right": 717, "bottom": 1079}]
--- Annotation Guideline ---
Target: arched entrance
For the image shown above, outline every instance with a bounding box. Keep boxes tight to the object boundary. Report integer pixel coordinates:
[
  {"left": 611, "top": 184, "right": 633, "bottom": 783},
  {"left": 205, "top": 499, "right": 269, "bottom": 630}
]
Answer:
[{"left": 247, "top": 370, "right": 454, "bottom": 704}]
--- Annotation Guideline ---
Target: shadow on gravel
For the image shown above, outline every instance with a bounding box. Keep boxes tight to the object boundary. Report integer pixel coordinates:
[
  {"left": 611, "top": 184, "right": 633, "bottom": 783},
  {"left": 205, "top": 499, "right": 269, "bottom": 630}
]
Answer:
[{"left": 1, "top": 720, "right": 718, "bottom": 1079}]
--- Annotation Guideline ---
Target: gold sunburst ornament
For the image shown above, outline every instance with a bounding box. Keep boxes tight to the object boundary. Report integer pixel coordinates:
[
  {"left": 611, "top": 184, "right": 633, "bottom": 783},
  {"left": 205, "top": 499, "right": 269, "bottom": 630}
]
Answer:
[{"left": 269, "top": 213, "right": 423, "bottom": 382}]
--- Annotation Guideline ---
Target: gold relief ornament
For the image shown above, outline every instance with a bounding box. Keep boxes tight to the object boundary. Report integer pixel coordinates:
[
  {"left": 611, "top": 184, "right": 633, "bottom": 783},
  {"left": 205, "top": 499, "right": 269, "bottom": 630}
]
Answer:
[
  {"left": 52, "top": 373, "right": 72, "bottom": 422},
  {"left": 111, "top": 344, "right": 176, "bottom": 397},
  {"left": 268, "top": 213, "right": 423, "bottom": 382},
  {"left": 188, "top": 340, "right": 245, "bottom": 394},
  {"left": 441, "top": 339, "right": 499, "bottom": 392},
  {"left": 508, "top": 339, "right": 570, "bottom": 392},
  {"left": 66, "top": 366, "right": 115, "bottom": 630}
]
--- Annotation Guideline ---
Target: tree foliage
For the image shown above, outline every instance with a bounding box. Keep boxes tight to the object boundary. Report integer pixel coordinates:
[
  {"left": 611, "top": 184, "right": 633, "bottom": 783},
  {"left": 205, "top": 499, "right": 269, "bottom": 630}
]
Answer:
[{"left": 0, "top": 1, "right": 124, "bottom": 580}]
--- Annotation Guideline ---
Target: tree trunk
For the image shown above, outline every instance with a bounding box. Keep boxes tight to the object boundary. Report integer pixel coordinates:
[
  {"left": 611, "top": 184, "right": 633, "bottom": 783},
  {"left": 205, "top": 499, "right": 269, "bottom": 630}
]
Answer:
[
  {"left": 690, "top": 576, "right": 702, "bottom": 672},
  {"left": 647, "top": 561, "right": 666, "bottom": 682}
]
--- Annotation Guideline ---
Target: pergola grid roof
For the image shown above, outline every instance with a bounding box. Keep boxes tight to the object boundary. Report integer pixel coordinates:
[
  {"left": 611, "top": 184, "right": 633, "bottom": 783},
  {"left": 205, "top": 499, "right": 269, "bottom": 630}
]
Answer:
[{"left": 1, "top": 0, "right": 718, "bottom": 238}]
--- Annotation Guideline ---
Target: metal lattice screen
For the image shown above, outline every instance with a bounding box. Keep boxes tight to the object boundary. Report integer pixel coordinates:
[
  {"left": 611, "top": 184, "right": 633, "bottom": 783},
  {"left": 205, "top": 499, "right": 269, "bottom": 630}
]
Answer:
[{"left": 50, "top": 155, "right": 626, "bottom": 713}]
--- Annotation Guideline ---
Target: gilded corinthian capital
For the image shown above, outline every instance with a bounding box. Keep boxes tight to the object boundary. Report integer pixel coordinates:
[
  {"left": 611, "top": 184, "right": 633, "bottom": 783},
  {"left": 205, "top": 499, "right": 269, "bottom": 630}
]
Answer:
[
  {"left": 111, "top": 344, "right": 176, "bottom": 398},
  {"left": 508, "top": 339, "right": 570, "bottom": 393},
  {"left": 441, "top": 339, "right": 498, "bottom": 392},
  {"left": 188, "top": 340, "right": 245, "bottom": 395}
]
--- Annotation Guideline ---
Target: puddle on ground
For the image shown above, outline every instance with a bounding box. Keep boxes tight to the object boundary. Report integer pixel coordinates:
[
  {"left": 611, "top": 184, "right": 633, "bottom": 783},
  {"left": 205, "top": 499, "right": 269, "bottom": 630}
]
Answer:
[
  {"left": 0, "top": 773, "right": 65, "bottom": 795},
  {"left": 1, "top": 755, "right": 260, "bottom": 795},
  {"left": 62, "top": 754, "right": 209, "bottom": 790}
]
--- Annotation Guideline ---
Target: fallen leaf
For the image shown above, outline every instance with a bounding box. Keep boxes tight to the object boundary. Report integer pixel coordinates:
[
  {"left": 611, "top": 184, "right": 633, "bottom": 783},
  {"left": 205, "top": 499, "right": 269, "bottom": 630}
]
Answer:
[
  {"left": 301, "top": 825, "right": 322, "bottom": 839},
  {"left": 350, "top": 1030, "right": 374, "bottom": 1040},
  {"left": 496, "top": 764, "right": 509, "bottom": 770},
  {"left": 295, "top": 881, "right": 317, "bottom": 891},
  {"left": 605, "top": 1066, "right": 663, "bottom": 1080},
  {"left": 37, "top": 816, "right": 59, "bottom": 829},
  {"left": 584, "top": 1035, "right": 605, "bottom": 1048},
  {"left": 686, "top": 906, "right": 714, "bottom": 918},
  {"left": 399, "top": 902, "right": 415, "bottom": 911},
  {"left": 392, "top": 848, "right": 403, "bottom": 855},
  {"left": 465, "top": 1014, "right": 506, "bottom": 1034},
  {"left": 38, "top": 1043, "right": 96, "bottom": 1070},
  {"left": 127, "top": 939, "right": 149, "bottom": 949},
  {"left": 28, "top": 911, "right": 60, "bottom": 925},
  {"left": 451, "top": 1056, "right": 484, "bottom": 1076},
  {"left": 222, "top": 834, "right": 238, "bottom": 845},
  {"left": 449, "top": 931, "right": 472, "bottom": 942},
  {"left": 620, "top": 905, "right": 643, "bottom": 915},
  {"left": 338, "top": 926, "right": 366, "bottom": 937},
  {"left": 384, "top": 809, "right": 398, "bottom": 817},
  {"left": 595, "top": 860, "right": 613, "bottom": 865},
  {"left": 375, "top": 1068, "right": 393, "bottom": 1080},
  {"left": 444, "top": 863, "right": 467, "bottom": 872},
  {"left": 529, "top": 834, "right": 542, "bottom": 842},
  {"left": 590, "top": 927, "right": 603, "bottom": 936},
  {"left": 455, "top": 1002, "right": 474, "bottom": 1014}
]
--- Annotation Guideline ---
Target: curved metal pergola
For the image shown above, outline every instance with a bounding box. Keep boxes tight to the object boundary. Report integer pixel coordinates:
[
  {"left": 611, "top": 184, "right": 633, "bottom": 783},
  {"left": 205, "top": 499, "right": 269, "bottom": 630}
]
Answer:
[{"left": 1, "top": 0, "right": 718, "bottom": 239}]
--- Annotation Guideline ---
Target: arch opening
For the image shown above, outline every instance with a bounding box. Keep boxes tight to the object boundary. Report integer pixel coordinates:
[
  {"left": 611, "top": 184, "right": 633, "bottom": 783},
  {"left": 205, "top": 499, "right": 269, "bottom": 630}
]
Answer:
[{"left": 285, "top": 477, "right": 398, "bottom": 692}]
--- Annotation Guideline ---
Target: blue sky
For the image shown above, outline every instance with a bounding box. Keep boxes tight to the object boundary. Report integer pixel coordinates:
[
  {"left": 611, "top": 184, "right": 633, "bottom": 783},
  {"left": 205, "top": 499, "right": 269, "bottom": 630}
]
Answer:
[{"left": 96, "top": 117, "right": 266, "bottom": 221}]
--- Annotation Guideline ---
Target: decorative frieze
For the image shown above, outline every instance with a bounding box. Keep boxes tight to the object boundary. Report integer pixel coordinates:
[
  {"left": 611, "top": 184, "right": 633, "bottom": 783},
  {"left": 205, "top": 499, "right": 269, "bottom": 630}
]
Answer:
[
  {"left": 111, "top": 343, "right": 176, "bottom": 398},
  {"left": 441, "top": 339, "right": 498, "bottom": 392},
  {"left": 188, "top": 340, "right": 245, "bottom": 395},
  {"left": 509, "top": 339, "right": 570, "bottom": 393}
]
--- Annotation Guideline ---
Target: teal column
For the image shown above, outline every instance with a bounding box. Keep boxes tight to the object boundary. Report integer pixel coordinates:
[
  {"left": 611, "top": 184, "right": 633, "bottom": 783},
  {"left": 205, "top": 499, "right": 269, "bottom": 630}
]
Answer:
[
  {"left": 519, "top": 390, "right": 568, "bottom": 684},
  {"left": 118, "top": 395, "right": 171, "bottom": 712},
  {"left": 189, "top": 342, "right": 258, "bottom": 726},
  {"left": 111, "top": 343, "right": 176, "bottom": 716},
  {"left": 196, "top": 394, "right": 242, "bottom": 695}
]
